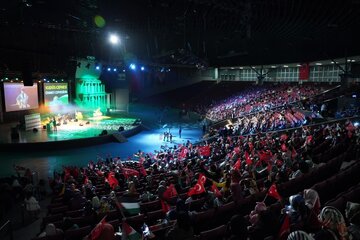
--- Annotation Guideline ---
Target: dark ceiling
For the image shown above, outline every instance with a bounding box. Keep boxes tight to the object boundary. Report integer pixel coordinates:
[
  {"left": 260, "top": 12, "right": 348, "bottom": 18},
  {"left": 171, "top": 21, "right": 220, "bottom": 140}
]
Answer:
[{"left": 1, "top": 0, "right": 360, "bottom": 70}]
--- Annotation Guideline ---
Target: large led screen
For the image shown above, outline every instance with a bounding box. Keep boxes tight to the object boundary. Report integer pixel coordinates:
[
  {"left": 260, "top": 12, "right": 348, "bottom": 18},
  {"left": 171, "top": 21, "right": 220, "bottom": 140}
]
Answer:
[
  {"left": 44, "top": 83, "right": 69, "bottom": 107},
  {"left": 4, "top": 83, "right": 39, "bottom": 112}
]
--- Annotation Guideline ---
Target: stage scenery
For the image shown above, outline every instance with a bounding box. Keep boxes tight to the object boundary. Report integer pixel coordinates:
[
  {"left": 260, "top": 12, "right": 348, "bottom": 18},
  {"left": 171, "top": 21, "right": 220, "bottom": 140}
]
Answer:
[{"left": 0, "top": 2, "right": 360, "bottom": 240}]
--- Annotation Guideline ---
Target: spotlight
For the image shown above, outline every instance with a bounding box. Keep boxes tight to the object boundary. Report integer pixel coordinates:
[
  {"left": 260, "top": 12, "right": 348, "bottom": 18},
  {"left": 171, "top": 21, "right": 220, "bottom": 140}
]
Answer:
[
  {"left": 130, "top": 64, "right": 136, "bottom": 70},
  {"left": 109, "top": 34, "right": 119, "bottom": 45},
  {"left": 107, "top": 67, "right": 111, "bottom": 71},
  {"left": 123, "top": 69, "right": 126, "bottom": 72},
  {"left": 140, "top": 66, "right": 145, "bottom": 71},
  {"left": 96, "top": 66, "right": 100, "bottom": 70},
  {"left": 113, "top": 68, "right": 117, "bottom": 72}
]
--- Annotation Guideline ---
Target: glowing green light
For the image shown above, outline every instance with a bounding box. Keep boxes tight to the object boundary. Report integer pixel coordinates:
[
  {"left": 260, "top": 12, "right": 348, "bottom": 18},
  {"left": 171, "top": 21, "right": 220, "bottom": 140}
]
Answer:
[{"left": 94, "top": 15, "right": 106, "bottom": 28}]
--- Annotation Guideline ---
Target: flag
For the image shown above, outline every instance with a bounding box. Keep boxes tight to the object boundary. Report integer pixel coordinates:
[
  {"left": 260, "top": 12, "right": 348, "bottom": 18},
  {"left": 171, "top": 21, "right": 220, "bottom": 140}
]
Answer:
[
  {"left": 211, "top": 183, "right": 222, "bottom": 198},
  {"left": 122, "top": 222, "right": 141, "bottom": 240},
  {"left": 84, "top": 175, "right": 89, "bottom": 185},
  {"left": 90, "top": 216, "right": 107, "bottom": 240},
  {"left": 233, "top": 159, "right": 241, "bottom": 170},
  {"left": 245, "top": 151, "right": 252, "bottom": 165},
  {"left": 107, "top": 172, "right": 119, "bottom": 189},
  {"left": 268, "top": 184, "right": 282, "bottom": 201},
  {"left": 163, "top": 184, "right": 178, "bottom": 200},
  {"left": 233, "top": 147, "right": 240, "bottom": 154},
  {"left": 118, "top": 197, "right": 140, "bottom": 215},
  {"left": 299, "top": 63, "right": 310, "bottom": 80},
  {"left": 139, "top": 164, "right": 147, "bottom": 176},
  {"left": 278, "top": 214, "right": 290, "bottom": 239},
  {"left": 198, "top": 146, "right": 211, "bottom": 157},
  {"left": 178, "top": 147, "right": 189, "bottom": 159},
  {"left": 198, "top": 173, "right": 207, "bottom": 185},
  {"left": 187, "top": 183, "right": 205, "bottom": 196},
  {"left": 122, "top": 168, "right": 140, "bottom": 179},
  {"left": 160, "top": 199, "right": 170, "bottom": 213}
]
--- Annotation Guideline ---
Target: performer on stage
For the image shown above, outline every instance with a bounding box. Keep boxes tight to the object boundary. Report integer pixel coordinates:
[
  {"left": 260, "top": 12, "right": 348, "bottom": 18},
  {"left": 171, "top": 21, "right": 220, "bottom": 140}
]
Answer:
[{"left": 52, "top": 117, "right": 57, "bottom": 132}]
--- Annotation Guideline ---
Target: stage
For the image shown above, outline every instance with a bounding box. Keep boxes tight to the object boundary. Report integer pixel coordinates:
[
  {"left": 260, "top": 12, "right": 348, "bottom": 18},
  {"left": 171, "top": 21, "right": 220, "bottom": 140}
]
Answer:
[{"left": 0, "top": 113, "right": 141, "bottom": 151}]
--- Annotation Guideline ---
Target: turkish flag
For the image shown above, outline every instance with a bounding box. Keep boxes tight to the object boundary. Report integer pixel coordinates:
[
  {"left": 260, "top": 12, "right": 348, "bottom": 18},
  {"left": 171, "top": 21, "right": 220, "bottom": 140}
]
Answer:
[
  {"left": 268, "top": 184, "right": 282, "bottom": 200},
  {"left": 233, "top": 159, "right": 241, "bottom": 170},
  {"left": 107, "top": 172, "right": 119, "bottom": 189},
  {"left": 187, "top": 182, "right": 205, "bottom": 196},
  {"left": 198, "top": 146, "right": 211, "bottom": 157},
  {"left": 90, "top": 216, "right": 107, "bottom": 240},
  {"left": 163, "top": 184, "right": 178, "bottom": 200},
  {"left": 245, "top": 151, "right": 252, "bottom": 165},
  {"left": 122, "top": 168, "right": 140, "bottom": 179},
  {"left": 278, "top": 214, "right": 290, "bottom": 239},
  {"left": 198, "top": 173, "right": 207, "bottom": 185},
  {"left": 211, "top": 183, "right": 222, "bottom": 198},
  {"left": 299, "top": 63, "right": 310, "bottom": 80}
]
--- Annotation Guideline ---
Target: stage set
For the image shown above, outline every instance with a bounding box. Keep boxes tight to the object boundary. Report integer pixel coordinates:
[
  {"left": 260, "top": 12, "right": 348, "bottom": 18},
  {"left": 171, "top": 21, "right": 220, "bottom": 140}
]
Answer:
[{"left": 0, "top": 58, "right": 136, "bottom": 150}]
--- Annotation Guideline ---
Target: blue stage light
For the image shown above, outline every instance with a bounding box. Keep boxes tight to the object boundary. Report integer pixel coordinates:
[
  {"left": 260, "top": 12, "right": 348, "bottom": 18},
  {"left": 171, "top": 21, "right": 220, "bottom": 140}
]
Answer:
[
  {"left": 113, "top": 68, "right": 117, "bottom": 72},
  {"left": 130, "top": 64, "right": 136, "bottom": 70},
  {"left": 107, "top": 67, "right": 111, "bottom": 71},
  {"left": 141, "top": 66, "right": 145, "bottom": 71},
  {"left": 96, "top": 66, "right": 100, "bottom": 70}
]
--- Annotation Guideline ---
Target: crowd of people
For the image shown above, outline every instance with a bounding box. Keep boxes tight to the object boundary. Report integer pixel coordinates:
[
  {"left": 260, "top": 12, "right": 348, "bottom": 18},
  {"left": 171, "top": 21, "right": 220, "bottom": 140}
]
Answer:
[
  {"left": 30, "top": 116, "right": 360, "bottom": 240},
  {"left": 198, "top": 84, "right": 328, "bottom": 122}
]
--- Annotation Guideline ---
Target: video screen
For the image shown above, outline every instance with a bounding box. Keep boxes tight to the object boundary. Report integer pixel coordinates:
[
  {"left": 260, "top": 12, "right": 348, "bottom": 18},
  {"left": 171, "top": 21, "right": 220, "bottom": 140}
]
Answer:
[
  {"left": 44, "top": 83, "right": 69, "bottom": 107},
  {"left": 4, "top": 83, "right": 39, "bottom": 112}
]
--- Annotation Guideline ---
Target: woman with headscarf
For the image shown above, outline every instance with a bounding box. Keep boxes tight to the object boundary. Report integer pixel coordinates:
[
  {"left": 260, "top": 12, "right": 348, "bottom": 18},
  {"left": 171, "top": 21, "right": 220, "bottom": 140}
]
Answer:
[
  {"left": 314, "top": 206, "right": 350, "bottom": 240},
  {"left": 346, "top": 202, "right": 360, "bottom": 240},
  {"left": 287, "top": 230, "right": 315, "bottom": 240},
  {"left": 303, "top": 189, "right": 322, "bottom": 233}
]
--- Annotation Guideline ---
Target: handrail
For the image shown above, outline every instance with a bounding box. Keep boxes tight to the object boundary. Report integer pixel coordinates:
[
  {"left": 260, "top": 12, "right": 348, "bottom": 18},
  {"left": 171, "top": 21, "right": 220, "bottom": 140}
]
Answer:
[{"left": 0, "top": 220, "right": 13, "bottom": 240}]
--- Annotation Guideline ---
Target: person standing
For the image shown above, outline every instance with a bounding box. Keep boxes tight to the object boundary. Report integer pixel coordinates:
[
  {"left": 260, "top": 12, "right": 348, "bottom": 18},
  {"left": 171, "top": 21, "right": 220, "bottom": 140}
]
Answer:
[
  {"left": 179, "top": 125, "right": 182, "bottom": 138},
  {"left": 52, "top": 117, "right": 57, "bottom": 132}
]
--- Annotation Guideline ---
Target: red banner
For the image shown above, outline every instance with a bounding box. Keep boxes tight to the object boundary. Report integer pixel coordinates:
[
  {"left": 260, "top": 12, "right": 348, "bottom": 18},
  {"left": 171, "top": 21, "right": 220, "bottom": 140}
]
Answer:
[{"left": 299, "top": 63, "right": 310, "bottom": 80}]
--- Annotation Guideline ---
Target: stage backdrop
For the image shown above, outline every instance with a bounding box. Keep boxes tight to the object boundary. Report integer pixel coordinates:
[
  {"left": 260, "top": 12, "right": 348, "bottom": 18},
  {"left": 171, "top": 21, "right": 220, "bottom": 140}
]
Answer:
[
  {"left": 4, "top": 83, "right": 39, "bottom": 112},
  {"left": 44, "top": 83, "right": 69, "bottom": 107}
]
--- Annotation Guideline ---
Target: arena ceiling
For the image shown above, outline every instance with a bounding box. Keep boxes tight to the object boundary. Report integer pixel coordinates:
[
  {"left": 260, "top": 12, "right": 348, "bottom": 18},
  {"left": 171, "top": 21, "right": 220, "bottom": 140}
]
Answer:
[{"left": 0, "top": 0, "right": 360, "bottom": 70}]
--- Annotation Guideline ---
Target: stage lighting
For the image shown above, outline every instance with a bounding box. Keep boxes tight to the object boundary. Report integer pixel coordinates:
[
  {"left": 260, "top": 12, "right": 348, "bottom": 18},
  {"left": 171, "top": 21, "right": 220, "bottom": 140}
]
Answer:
[
  {"left": 123, "top": 69, "right": 126, "bottom": 72},
  {"left": 130, "top": 64, "right": 136, "bottom": 70},
  {"left": 113, "top": 68, "right": 117, "bottom": 72},
  {"left": 96, "top": 66, "right": 100, "bottom": 70},
  {"left": 107, "top": 67, "right": 111, "bottom": 71},
  {"left": 141, "top": 66, "right": 145, "bottom": 71},
  {"left": 109, "top": 34, "right": 119, "bottom": 45}
]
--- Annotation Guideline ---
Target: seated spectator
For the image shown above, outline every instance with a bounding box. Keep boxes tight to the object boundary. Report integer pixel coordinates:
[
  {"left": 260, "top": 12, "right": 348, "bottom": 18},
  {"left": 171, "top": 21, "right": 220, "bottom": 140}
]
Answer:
[
  {"left": 314, "top": 206, "right": 350, "bottom": 240},
  {"left": 165, "top": 211, "right": 195, "bottom": 240},
  {"left": 38, "top": 223, "right": 63, "bottom": 238},
  {"left": 226, "top": 214, "right": 249, "bottom": 240},
  {"left": 346, "top": 202, "right": 360, "bottom": 240},
  {"left": 62, "top": 217, "right": 79, "bottom": 231},
  {"left": 287, "top": 230, "right": 315, "bottom": 240},
  {"left": 24, "top": 192, "right": 40, "bottom": 218}
]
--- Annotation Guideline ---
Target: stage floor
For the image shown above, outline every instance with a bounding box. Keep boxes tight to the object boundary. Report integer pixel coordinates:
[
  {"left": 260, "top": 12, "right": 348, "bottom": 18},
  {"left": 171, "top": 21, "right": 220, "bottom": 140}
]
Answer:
[{"left": 0, "top": 116, "right": 137, "bottom": 143}]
